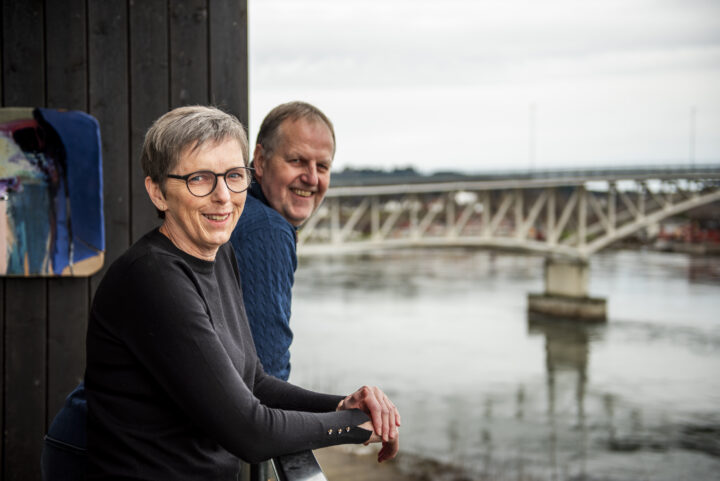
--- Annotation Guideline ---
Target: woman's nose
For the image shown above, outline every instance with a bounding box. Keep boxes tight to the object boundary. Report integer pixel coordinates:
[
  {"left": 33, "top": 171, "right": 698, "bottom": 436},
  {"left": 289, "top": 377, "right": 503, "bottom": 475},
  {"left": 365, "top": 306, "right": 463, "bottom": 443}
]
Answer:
[{"left": 212, "top": 176, "right": 232, "bottom": 201}]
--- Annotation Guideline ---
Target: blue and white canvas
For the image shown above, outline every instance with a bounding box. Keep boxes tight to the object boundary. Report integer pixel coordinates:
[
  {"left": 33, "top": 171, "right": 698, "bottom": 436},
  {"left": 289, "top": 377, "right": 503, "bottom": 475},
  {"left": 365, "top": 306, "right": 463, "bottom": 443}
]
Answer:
[{"left": 0, "top": 107, "right": 104, "bottom": 276}]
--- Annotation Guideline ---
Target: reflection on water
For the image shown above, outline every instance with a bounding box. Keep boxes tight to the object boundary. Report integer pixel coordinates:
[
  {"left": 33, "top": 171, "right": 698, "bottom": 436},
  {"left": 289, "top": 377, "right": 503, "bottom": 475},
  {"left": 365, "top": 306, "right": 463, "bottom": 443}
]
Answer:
[{"left": 289, "top": 249, "right": 720, "bottom": 480}]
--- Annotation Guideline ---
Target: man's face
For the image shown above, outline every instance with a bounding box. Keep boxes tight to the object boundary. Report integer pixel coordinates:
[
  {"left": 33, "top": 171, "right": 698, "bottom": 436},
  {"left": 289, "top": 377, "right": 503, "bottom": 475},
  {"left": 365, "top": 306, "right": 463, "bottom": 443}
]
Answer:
[{"left": 254, "top": 118, "right": 334, "bottom": 226}]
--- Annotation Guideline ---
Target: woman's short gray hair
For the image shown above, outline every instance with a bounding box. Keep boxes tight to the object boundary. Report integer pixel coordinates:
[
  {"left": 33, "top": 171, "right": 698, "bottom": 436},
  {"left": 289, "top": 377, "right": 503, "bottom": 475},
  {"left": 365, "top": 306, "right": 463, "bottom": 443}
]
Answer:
[{"left": 141, "top": 105, "right": 249, "bottom": 189}]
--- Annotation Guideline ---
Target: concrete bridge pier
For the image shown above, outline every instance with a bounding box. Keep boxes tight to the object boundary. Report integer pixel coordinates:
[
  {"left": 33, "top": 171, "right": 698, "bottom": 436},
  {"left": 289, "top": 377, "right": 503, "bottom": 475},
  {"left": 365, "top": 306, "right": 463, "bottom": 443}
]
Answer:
[{"left": 528, "top": 258, "right": 606, "bottom": 321}]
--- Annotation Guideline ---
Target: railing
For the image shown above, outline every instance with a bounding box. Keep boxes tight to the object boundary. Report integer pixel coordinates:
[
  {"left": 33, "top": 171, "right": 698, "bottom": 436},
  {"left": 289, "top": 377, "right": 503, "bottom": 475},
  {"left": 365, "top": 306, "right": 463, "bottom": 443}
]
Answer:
[
  {"left": 298, "top": 173, "right": 720, "bottom": 259},
  {"left": 250, "top": 451, "right": 328, "bottom": 481}
]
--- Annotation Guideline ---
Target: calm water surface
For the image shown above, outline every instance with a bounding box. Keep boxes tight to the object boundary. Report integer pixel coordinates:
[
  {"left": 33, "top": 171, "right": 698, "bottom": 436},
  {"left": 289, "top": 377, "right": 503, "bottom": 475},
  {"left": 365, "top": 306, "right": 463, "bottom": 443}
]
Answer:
[{"left": 288, "top": 249, "right": 720, "bottom": 481}]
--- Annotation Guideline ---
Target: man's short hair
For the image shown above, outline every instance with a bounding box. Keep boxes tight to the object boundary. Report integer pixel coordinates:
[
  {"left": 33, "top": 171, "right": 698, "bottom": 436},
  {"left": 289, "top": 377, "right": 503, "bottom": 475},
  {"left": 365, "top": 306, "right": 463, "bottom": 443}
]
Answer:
[
  {"left": 256, "top": 101, "right": 335, "bottom": 159},
  {"left": 141, "top": 105, "right": 248, "bottom": 218}
]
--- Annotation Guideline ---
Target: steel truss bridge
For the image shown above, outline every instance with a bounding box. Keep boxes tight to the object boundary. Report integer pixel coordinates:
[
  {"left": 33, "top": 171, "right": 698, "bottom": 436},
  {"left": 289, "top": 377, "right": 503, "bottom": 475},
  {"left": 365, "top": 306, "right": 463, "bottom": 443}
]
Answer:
[{"left": 297, "top": 166, "right": 720, "bottom": 259}]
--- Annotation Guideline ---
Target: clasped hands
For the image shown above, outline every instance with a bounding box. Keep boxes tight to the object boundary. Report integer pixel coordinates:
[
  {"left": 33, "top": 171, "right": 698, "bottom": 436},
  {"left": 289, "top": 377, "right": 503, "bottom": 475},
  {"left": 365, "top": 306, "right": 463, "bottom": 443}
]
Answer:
[{"left": 336, "top": 385, "right": 400, "bottom": 462}]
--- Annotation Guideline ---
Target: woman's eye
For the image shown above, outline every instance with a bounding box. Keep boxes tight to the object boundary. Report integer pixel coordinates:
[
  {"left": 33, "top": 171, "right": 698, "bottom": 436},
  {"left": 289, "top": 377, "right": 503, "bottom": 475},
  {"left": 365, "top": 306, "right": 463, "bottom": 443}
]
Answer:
[{"left": 189, "top": 173, "right": 210, "bottom": 184}]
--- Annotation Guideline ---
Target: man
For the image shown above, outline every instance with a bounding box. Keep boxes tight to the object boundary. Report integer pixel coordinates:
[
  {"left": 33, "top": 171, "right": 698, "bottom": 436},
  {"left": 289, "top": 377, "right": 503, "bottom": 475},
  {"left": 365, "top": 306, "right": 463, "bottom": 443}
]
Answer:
[{"left": 230, "top": 101, "right": 334, "bottom": 381}]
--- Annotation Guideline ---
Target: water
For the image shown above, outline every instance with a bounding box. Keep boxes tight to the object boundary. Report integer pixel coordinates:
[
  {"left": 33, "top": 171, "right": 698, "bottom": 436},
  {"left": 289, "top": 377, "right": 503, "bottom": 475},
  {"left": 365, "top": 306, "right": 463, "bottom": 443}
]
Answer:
[{"left": 288, "top": 248, "right": 720, "bottom": 481}]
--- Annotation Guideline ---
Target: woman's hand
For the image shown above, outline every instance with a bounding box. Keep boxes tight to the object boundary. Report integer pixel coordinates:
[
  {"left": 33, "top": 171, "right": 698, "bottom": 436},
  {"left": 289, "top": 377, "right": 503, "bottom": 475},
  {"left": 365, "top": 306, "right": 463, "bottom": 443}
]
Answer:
[
  {"left": 337, "top": 386, "right": 401, "bottom": 442},
  {"left": 358, "top": 421, "right": 400, "bottom": 462},
  {"left": 337, "top": 386, "right": 401, "bottom": 461}
]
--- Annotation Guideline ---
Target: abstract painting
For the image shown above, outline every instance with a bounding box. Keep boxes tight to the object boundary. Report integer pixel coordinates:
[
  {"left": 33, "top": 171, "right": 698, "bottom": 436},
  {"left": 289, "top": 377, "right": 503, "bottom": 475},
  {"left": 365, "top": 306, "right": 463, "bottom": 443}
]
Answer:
[{"left": 1, "top": 107, "right": 104, "bottom": 276}]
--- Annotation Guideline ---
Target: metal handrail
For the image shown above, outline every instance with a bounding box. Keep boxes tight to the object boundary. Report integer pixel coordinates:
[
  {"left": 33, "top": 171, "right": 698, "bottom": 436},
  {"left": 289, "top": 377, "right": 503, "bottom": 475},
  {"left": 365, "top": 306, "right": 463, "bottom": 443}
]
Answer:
[
  {"left": 273, "top": 451, "right": 328, "bottom": 481},
  {"left": 250, "top": 451, "right": 328, "bottom": 481}
]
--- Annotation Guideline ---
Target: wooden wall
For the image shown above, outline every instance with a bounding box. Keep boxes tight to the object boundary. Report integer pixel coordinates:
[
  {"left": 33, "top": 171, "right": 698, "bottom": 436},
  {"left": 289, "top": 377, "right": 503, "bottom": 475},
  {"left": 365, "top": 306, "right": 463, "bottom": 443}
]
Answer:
[{"left": 0, "top": 1, "right": 248, "bottom": 479}]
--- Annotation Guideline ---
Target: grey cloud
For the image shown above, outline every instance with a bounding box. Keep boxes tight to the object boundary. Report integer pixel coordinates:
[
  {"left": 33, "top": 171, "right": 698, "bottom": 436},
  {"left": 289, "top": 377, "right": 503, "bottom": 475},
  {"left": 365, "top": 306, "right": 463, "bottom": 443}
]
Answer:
[{"left": 251, "top": 0, "right": 720, "bottom": 89}]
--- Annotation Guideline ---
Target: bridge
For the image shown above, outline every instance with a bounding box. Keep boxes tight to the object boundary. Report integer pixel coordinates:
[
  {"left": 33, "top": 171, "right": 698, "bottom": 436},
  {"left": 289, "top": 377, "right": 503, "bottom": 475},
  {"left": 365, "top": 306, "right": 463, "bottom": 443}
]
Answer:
[
  {"left": 297, "top": 165, "right": 720, "bottom": 321},
  {"left": 298, "top": 165, "right": 720, "bottom": 259}
]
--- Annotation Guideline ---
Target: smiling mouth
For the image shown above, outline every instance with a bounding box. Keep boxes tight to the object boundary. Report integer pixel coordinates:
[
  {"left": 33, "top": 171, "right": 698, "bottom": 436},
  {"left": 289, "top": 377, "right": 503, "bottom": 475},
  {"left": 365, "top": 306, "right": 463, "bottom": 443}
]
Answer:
[
  {"left": 203, "top": 213, "right": 230, "bottom": 221},
  {"left": 291, "top": 188, "right": 314, "bottom": 198}
]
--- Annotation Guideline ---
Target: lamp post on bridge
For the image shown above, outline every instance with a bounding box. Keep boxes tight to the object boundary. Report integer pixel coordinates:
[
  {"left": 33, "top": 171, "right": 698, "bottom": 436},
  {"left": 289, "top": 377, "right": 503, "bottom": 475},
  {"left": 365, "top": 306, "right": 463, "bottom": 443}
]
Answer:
[
  {"left": 529, "top": 102, "right": 536, "bottom": 175},
  {"left": 689, "top": 106, "right": 696, "bottom": 169}
]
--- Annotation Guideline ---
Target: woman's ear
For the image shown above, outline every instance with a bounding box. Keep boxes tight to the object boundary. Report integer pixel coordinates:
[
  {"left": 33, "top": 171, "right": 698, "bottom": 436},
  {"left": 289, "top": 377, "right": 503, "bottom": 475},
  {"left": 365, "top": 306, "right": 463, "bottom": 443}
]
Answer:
[{"left": 145, "top": 177, "right": 167, "bottom": 213}]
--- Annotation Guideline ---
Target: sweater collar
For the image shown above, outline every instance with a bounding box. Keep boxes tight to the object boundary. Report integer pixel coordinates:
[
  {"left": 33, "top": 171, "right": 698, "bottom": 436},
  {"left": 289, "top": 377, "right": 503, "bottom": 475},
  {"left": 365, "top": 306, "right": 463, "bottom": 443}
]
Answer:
[
  {"left": 249, "top": 181, "right": 269, "bottom": 206},
  {"left": 249, "top": 181, "right": 299, "bottom": 233},
  {"left": 149, "top": 228, "right": 216, "bottom": 274}
]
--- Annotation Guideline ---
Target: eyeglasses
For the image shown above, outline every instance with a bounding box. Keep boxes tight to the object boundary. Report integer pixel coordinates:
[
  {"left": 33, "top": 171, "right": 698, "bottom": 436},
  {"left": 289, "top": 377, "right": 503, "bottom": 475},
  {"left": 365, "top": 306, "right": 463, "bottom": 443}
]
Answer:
[{"left": 167, "top": 167, "right": 253, "bottom": 197}]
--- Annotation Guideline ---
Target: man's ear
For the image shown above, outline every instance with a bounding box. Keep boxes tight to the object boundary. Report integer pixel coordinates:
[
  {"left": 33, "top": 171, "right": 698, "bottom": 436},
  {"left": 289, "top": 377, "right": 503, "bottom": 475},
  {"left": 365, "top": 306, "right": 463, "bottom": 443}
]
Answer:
[
  {"left": 252, "top": 145, "right": 265, "bottom": 180},
  {"left": 145, "top": 177, "right": 167, "bottom": 213}
]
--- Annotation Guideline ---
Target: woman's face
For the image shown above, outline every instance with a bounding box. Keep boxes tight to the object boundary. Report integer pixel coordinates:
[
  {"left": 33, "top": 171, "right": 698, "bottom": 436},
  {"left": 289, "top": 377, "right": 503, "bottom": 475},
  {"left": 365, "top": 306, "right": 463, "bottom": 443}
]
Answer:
[{"left": 150, "top": 138, "right": 247, "bottom": 260}]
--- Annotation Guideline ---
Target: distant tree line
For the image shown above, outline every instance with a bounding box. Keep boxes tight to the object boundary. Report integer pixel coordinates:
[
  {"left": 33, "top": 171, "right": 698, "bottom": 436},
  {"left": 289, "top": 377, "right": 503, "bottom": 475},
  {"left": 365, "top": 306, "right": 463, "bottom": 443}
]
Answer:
[{"left": 332, "top": 166, "right": 478, "bottom": 186}]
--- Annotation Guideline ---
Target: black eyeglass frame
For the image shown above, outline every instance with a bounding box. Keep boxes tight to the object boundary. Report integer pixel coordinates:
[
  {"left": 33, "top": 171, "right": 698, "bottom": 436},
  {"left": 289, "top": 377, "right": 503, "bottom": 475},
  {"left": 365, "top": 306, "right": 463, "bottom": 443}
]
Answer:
[{"left": 167, "top": 167, "right": 254, "bottom": 197}]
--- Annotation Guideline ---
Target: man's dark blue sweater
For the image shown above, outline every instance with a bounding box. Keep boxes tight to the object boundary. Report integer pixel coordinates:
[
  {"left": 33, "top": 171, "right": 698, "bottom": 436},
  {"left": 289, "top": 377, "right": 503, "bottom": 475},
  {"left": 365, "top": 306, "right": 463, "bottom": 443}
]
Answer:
[{"left": 230, "top": 183, "right": 297, "bottom": 380}]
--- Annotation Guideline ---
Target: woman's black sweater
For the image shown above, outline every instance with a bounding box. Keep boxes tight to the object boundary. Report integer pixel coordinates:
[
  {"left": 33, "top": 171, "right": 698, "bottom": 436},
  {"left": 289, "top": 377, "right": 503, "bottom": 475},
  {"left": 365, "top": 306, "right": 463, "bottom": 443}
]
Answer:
[{"left": 85, "top": 229, "right": 369, "bottom": 480}]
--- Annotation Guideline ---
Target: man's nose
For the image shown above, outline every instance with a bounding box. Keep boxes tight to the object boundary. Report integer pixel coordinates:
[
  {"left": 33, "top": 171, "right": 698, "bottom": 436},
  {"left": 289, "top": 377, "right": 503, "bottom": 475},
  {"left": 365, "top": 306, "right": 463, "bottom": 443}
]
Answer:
[{"left": 300, "top": 163, "right": 318, "bottom": 186}]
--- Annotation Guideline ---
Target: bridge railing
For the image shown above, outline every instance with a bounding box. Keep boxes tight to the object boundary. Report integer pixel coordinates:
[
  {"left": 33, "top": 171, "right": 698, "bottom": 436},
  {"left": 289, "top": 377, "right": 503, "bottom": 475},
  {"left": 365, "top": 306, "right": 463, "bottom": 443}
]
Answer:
[{"left": 298, "top": 172, "right": 720, "bottom": 259}]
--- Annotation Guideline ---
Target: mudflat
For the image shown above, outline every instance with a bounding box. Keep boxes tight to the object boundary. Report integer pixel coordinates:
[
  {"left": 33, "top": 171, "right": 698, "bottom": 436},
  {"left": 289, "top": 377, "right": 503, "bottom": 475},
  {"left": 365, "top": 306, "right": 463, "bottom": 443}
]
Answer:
[{"left": 314, "top": 445, "right": 422, "bottom": 481}]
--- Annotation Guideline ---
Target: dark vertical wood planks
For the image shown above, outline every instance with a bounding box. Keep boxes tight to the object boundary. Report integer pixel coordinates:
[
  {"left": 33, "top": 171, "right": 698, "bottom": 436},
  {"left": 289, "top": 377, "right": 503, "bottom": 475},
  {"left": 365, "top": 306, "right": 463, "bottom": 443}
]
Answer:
[
  {"left": 4, "top": 280, "right": 47, "bottom": 481},
  {"left": 209, "top": 0, "right": 249, "bottom": 127},
  {"left": 2, "top": 1, "right": 45, "bottom": 105},
  {"left": 129, "top": 0, "right": 168, "bottom": 242},
  {"left": 45, "top": 0, "right": 86, "bottom": 109},
  {"left": 44, "top": 0, "right": 90, "bottom": 427},
  {"left": 1, "top": 1, "right": 248, "bottom": 478},
  {"left": 170, "top": 0, "right": 210, "bottom": 108},
  {"left": 88, "top": 0, "right": 130, "bottom": 293},
  {"left": 0, "top": 2, "right": 3, "bottom": 472},
  {"left": 0, "top": 1, "right": 3, "bottom": 470},
  {"left": 0, "top": 282, "right": 3, "bottom": 477},
  {"left": 2, "top": 2, "right": 47, "bottom": 480}
]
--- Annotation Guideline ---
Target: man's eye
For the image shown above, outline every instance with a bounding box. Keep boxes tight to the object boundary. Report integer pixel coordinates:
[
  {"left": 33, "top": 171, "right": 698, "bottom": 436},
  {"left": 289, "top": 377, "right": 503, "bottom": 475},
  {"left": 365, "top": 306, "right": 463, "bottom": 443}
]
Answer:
[
  {"left": 318, "top": 163, "right": 330, "bottom": 172},
  {"left": 227, "top": 171, "right": 244, "bottom": 180}
]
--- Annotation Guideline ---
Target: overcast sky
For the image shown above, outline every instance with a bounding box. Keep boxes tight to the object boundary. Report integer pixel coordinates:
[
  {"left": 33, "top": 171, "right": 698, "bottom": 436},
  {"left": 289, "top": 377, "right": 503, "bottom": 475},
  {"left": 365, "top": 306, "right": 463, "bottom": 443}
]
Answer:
[{"left": 248, "top": 0, "right": 720, "bottom": 174}]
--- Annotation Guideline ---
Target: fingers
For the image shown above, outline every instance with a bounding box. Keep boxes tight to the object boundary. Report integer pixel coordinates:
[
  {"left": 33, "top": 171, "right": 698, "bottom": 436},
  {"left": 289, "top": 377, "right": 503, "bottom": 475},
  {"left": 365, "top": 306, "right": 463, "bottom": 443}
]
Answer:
[
  {"left": 377, "top": 438, "right": 400, "bottom": 463},
  {"left": 385, "top": 396, "right": 400, "bottom": 440},
  {"left": 348, "top": 386, "right": 402, "bottom": 443},
  {"left": 365, "top": 386, "right": 389, "bottom": 442},
  {"left": 371, "top": 386, "right": 400, "bottom": 442},
  {"left": 378, "top": 390, "right": 390, "bottom": 442},
  {"left": 359, "top": 387, "right": 384, "bottom": 439},
  {"left": 359, "top": 417, "right": 400, "bottom": 463}
]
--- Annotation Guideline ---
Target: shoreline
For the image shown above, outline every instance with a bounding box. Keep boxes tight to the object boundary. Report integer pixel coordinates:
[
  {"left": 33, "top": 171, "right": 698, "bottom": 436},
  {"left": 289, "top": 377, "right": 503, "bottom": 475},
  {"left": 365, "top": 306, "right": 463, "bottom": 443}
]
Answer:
[
  {"left": 313, "top": 445, "right": 416, "bottom": 481},
  {"left": 315, "top": 445, "right": 422, "bottom": 481},
  {"left": 314, "top": 445, "right": 475, "bottom": 481}
]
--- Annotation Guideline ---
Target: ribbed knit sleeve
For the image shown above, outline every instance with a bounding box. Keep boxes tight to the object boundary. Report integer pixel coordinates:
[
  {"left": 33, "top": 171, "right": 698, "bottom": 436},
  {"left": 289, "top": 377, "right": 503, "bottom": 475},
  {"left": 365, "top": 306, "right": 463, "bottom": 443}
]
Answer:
[{"left": 231, "top": 194, "right": 297, "bottom": 380}]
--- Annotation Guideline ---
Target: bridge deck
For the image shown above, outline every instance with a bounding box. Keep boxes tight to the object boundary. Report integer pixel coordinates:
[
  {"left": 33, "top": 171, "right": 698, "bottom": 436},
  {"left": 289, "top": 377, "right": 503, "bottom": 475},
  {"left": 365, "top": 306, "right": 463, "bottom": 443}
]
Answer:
[{"left": 299, "top": 167, "right": 720, "bottom": 259}]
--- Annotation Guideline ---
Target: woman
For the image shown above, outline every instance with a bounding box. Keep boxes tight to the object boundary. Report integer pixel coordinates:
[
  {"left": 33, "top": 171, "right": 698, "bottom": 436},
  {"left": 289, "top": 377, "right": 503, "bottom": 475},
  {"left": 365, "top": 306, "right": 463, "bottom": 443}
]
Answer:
[{"left": 84, "top": 106, "right": 399, "bottom": 480}]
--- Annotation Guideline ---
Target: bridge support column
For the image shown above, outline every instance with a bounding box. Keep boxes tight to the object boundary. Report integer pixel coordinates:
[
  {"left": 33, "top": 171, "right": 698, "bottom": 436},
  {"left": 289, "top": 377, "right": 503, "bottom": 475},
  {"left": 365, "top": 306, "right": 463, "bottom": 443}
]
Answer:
[{"left": 528, "top": 258, "right": 606, "bottom": 321}]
